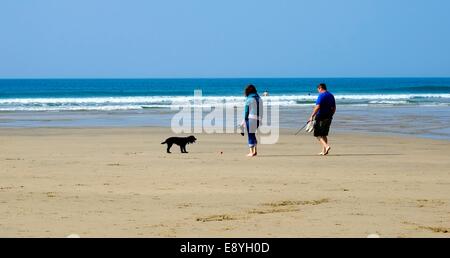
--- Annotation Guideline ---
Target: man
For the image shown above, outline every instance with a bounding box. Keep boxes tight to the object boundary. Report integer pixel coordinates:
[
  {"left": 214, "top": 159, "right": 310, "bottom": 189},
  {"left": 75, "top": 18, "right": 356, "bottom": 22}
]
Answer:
[{"left": 308, "top": 83, "right": 336, "bottom": 156}]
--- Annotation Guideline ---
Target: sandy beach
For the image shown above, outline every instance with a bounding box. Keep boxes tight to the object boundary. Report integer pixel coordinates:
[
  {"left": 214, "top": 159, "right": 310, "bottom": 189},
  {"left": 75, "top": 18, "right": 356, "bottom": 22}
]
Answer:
[{"left": 0, "top": 127, "right": 449, "bottom": 238}]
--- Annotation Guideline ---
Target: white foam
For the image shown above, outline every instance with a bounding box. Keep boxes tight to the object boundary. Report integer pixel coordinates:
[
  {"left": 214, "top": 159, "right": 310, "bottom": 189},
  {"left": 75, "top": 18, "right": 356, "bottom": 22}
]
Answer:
[
  {"left": 0, "top": 94, "right": 448, "bottom": 111},
  {"left": 0, "top": 93, "right": 448, "bottom": 104}
]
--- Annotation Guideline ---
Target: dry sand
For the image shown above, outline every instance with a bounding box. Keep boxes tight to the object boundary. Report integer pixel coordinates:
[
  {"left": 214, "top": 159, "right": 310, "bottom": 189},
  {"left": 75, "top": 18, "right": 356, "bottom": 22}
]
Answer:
[{"left": 0, "top": 127, "right": 449, "bottom": 237}]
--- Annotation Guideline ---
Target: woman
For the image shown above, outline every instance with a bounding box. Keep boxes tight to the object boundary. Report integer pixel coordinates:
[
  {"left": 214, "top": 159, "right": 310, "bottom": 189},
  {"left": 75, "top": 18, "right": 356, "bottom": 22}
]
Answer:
[{"left": 241, "top": 85, "right": 262, "bottom": 157}]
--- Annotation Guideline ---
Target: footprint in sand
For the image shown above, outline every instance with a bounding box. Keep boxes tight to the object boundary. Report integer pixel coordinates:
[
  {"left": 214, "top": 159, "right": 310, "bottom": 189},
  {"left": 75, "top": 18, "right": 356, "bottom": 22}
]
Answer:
[
  {"left": 419, "top": 226, "right": 449, "bottom": 234},
  {"left": 249, "top": 199, "right": 330, "bottom": 215},
  {"left": 196, "top": 214, "right": 242, "bottom": 222},
  {"left": 46, "top": 192, "right": 57, "bottom": 198},
  {"left": 196, "top": 198, "right": 330, "bottom": 222}
]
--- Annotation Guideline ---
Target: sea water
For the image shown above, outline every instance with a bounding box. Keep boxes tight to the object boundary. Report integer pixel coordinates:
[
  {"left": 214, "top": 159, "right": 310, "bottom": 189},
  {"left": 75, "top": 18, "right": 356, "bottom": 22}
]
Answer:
[{"left": 0, "top": 78, "right": 449, "bottom": 139}]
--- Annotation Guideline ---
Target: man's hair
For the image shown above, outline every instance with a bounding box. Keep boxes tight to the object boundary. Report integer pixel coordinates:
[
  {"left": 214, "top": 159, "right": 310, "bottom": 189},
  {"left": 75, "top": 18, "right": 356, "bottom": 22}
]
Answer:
[
  {"left": 318, "top": 83, "right": 327, "bottom": 91},
  {"left": 245, "top": 84, "right": 258, "bottom": 97}
]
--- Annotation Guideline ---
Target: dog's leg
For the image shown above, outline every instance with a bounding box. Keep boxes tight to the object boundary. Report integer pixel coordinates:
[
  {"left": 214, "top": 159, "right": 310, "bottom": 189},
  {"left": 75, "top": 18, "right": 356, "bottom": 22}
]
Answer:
[
  {"left": 167, "top": 143, "right": 172, "bottom": 154},
  {"left": 180, "top": 144, "right": 185, "bottom": 153},
  {"left": 182, "top": 144, "right": 188, "bottom": 153}
]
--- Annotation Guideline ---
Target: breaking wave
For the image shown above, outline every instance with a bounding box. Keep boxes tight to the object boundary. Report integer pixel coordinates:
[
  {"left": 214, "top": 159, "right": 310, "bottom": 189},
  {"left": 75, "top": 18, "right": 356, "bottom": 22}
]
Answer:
[{"left": 0, "top": 94, "right": 449, "bottom": 111}]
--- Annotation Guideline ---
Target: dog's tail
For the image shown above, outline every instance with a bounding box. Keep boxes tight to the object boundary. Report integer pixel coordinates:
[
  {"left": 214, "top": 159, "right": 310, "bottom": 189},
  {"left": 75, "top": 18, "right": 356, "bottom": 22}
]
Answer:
[{"left": 161, "top": 141, "right": 166, "bottom": 144}]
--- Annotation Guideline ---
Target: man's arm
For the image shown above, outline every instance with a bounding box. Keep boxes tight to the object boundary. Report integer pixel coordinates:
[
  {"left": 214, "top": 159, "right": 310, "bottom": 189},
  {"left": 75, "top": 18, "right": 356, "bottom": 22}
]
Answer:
[
  {"left": 309, "top": 105, "right": 320, "bottom": 122},
  {"left": 331, "top": 96, "right": 336, "bottom": 116}
]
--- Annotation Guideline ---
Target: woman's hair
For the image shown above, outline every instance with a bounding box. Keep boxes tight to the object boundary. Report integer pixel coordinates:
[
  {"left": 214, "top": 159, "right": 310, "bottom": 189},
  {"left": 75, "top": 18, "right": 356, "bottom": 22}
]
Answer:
[{"left": 244, "top": 84, "right": 257, "bottom": 97}]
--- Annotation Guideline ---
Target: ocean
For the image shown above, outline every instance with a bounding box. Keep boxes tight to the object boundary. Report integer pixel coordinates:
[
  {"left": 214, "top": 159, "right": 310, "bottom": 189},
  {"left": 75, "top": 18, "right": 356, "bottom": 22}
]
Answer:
[
  {"left": 1, "top": 78, "right": 449, "bottom": 139},
  {"left": 1, "top": 78, "right": 449, "bottom": 111}
]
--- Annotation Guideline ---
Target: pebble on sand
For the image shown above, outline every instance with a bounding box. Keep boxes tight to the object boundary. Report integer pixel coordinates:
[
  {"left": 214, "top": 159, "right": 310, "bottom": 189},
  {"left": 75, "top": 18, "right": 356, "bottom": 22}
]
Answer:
[{"left": 66, "top": 234, "right": 81, "bottom": 238}]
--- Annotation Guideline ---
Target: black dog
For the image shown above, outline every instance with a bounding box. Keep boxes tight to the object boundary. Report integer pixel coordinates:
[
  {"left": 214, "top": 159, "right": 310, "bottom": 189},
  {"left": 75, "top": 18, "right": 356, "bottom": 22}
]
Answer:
[{"left": 161, "top": 136, "right": 197, "bottom": 154}]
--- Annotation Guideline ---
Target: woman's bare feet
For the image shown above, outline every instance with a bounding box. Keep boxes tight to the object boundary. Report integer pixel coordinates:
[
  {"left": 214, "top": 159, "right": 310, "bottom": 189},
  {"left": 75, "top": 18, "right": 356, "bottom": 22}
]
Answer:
[
  {"left": 247, "top": 147, "right": 257, "bottom": 157},
  {"left": 324, "top": 146, "right": 331, "bottom": 155}
]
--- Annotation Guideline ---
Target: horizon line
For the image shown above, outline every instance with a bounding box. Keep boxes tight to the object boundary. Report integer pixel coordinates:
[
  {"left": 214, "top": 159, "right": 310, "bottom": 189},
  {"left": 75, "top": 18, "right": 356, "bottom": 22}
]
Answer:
[{"left": 1, "top": 76, "right": 450, "bottom": 80}]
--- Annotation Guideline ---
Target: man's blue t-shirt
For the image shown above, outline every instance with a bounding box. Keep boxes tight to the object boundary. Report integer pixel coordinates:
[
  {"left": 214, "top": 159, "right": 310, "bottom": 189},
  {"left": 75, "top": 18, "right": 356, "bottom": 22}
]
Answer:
[{"left": 316, "top": 91, "right": 336, "bottom": 120}]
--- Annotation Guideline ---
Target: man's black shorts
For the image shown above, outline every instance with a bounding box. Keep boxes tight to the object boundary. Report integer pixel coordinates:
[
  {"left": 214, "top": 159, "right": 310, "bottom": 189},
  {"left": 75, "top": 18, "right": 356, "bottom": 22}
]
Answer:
[{"left": 314, "top": 118, "right": 332, "bottom": 137}]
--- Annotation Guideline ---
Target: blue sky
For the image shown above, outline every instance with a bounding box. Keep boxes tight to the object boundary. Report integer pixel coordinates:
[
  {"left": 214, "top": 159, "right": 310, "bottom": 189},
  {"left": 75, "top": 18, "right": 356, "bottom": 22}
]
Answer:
[{"left": 0, "top": 0, "right": 449, "bottom": 78}]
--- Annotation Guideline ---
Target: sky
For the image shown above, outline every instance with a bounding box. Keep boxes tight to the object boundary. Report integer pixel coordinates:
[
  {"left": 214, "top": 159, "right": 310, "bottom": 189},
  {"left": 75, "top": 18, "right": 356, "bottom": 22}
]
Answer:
[{"left": 0, "top": 0, "right": 449, "bottom": 78}]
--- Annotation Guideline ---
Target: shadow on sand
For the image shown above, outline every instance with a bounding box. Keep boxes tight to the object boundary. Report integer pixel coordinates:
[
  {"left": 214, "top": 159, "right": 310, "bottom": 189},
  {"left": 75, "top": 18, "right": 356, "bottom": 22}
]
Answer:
[{"left": 259, "top": 154, "right": 403, "bottom": 158}]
